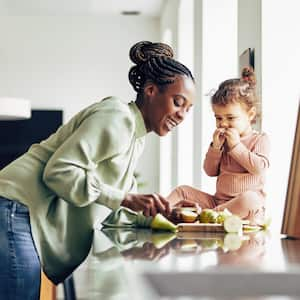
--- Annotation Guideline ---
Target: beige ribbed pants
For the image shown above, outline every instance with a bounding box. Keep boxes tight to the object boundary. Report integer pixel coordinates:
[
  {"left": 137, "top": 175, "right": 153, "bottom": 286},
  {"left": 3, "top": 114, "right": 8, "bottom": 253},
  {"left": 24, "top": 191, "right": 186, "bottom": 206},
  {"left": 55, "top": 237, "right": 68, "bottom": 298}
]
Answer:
[{"left": 167, "top": 185, "right": 265, "bottom": 225}]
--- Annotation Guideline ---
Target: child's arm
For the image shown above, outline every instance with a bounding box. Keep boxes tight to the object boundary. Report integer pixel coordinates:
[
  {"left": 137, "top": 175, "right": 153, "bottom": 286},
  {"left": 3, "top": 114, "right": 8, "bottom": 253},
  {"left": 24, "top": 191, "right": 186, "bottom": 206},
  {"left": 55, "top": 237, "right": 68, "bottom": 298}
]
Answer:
[
  {"left": 203, "top": 144, "right": 223, "bottom": 176},
  {"left": 228, "top": 133, "right": 270, "bottom": 175}
]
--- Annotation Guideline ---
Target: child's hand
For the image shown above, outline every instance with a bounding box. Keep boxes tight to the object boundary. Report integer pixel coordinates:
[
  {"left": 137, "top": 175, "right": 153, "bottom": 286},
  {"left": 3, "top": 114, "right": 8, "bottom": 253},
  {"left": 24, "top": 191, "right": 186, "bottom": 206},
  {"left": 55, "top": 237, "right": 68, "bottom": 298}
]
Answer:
[
  {"left": 224, "top": 128, "right": 240, "bottom": 149},
  {"left": 212, "top": 128, "right": 226, "bottom": 149}
]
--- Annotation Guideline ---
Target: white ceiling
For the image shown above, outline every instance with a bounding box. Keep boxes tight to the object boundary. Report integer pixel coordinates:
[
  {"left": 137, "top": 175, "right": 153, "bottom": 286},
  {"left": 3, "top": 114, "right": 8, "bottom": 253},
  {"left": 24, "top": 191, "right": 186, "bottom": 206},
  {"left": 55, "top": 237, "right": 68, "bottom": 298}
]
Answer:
[{"left": 0, "top": 0, "right": 165, "bottom": 17}]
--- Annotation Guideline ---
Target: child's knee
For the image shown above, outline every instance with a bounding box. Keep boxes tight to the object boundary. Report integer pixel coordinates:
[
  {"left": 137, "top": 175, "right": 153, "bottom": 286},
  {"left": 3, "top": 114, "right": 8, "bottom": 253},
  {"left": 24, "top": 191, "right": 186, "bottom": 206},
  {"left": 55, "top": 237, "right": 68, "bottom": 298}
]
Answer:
[
  {"left": 173, "top": 185, "right": 193, "bottom": 196},
  {"left": 238, "top": 191, "right": 262, "bottom": 208},
  {"left": 167, "top": 185, "right": 191, "bottom": 201},
  {"left": 237, "top": 191, "right": 265, "bottom": 224}
]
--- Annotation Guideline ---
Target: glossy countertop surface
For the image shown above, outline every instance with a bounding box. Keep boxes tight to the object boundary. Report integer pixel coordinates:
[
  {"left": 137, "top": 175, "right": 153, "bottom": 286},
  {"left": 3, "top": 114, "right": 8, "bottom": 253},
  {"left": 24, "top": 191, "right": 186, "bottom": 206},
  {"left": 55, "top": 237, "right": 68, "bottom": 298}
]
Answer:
[{"left": 70, "top": 228, "right": 300, "bottom": 300}]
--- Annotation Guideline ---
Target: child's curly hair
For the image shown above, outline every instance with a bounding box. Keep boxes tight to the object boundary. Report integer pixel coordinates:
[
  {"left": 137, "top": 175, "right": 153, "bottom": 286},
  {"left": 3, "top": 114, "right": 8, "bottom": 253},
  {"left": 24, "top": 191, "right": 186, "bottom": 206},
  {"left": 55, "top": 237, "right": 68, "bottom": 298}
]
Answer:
[{"left": 211, "top": 67, "right": 259, "bottom": 123}]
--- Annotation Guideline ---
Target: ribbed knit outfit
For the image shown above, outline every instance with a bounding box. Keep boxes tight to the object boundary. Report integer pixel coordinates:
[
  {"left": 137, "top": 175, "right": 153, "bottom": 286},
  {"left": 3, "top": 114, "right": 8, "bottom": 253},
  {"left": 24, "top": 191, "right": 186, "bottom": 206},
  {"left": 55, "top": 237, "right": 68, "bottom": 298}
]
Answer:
[{"left": 167, "top": 131, "right": 270, "bottom": 225}]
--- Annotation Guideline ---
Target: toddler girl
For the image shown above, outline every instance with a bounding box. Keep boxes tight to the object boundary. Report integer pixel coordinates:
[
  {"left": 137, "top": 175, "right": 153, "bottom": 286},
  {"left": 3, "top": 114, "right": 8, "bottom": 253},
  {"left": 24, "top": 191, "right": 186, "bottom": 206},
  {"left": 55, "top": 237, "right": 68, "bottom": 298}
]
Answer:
[{"left": 168, "top": 67, "right": 270, "bottom": 225}]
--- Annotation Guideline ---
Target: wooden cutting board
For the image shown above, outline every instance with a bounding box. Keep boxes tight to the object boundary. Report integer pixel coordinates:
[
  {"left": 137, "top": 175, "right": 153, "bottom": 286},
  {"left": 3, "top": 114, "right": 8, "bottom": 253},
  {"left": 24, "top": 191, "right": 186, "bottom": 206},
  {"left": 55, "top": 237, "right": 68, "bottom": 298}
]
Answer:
[{"left": 177, "top": 223, "right": 225, "bottom": 232}]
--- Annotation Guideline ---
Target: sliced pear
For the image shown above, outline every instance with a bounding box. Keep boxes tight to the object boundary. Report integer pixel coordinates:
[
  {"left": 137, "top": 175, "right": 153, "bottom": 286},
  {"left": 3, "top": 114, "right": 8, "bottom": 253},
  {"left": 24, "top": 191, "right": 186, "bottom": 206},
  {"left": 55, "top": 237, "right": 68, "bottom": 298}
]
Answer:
[
  {"left": 223, "top": 215, "right": 243, "bottom": 233},
  {"left": 180, "top": 210, "right": 198, "bottom": 223},
  {"left": 150, "top": 213, "right": 177, "bottom": 232},
  {"left": 243, "top": 225, "right": 260, "bottom": 232},
  {"left": 216, "top": 208, "right": 232, "bottom": 224}
]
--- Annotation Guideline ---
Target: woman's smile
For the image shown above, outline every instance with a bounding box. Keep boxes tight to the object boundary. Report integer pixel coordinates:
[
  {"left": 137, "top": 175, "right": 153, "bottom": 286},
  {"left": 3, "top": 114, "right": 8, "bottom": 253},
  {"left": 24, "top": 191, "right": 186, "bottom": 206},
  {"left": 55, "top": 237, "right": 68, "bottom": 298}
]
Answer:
[{"left": 165, "top": 117, "right": 179, "bottom": 131}]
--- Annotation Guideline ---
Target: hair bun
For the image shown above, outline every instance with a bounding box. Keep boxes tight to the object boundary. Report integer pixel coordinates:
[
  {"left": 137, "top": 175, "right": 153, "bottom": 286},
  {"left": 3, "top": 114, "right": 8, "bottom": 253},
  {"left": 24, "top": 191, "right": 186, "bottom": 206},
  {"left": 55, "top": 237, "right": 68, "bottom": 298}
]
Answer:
[
  {"left": 129, "top": 41, "right": 174, "bottom": 65},
  {"left": 241, "top": 66, "right": 256, "bottom": 88}
]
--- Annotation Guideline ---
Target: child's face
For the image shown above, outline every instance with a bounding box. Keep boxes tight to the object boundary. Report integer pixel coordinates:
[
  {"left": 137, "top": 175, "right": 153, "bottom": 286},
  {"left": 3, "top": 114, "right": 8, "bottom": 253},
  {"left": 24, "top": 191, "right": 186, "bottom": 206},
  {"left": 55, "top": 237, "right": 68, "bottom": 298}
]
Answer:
[{"left": 212, "top": 102, "right": 256, "bottom": 137}]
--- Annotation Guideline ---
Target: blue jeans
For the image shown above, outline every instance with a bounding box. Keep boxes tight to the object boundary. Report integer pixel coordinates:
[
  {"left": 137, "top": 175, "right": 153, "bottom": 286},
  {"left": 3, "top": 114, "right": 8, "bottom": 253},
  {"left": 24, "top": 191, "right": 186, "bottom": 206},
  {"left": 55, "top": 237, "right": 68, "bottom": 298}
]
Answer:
[{"left": 0, "top": 197, "right": 41, "bottom": 300}]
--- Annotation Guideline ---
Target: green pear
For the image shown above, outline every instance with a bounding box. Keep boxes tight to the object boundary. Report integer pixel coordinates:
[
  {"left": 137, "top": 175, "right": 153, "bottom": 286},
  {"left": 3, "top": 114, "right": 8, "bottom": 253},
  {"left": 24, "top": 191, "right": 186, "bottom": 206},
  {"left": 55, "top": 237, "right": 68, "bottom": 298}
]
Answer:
[
  {"left": 199, "top": 209, "right": 218, "bottom": 223},
  {"left": 216, "top": 208, "right": 232, "bottom": 224},
  {"left": 150, "top": 213, "right": 177, "bottom": 232}
]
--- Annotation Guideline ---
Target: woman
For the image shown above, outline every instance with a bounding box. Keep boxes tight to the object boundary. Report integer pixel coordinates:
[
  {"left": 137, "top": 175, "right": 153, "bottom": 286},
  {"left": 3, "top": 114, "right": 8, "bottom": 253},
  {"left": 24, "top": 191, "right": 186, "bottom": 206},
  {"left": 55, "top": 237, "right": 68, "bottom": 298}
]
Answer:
[{"left": 0, "top": 40, "right": 195, "bottom": 298}]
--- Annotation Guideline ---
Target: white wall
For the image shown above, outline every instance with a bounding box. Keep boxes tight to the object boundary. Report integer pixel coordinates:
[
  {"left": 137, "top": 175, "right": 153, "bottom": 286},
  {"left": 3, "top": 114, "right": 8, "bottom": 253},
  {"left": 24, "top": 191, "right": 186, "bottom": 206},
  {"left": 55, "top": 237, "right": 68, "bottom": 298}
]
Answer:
[
  {"left": 159, "top": 0, "right": 180, "bottom": 195},
  {"left": 262, "top": 0, "right": 300, "bottom": 233},
  {"left": 160, "top": 0, "right": 237, "bottom": 195},
  {"left": 200, "top": 0, "right": 238, "bottom": 194},
  {"left": 238, "top": 0, "right": 261, "bottom": 109},
  {"left": 0, "top": 15, "right": 160, "bottom": 194},
  {"left": 238, "top": 0, "right": 300, "bottom": 233}
]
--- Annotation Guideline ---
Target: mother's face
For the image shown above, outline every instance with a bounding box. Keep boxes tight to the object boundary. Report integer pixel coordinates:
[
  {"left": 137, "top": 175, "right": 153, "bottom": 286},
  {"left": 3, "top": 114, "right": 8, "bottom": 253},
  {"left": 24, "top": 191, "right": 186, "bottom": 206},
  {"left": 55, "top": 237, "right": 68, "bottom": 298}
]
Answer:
[{"left": 143, "top": 75, "right": 196, "bottom": 136}]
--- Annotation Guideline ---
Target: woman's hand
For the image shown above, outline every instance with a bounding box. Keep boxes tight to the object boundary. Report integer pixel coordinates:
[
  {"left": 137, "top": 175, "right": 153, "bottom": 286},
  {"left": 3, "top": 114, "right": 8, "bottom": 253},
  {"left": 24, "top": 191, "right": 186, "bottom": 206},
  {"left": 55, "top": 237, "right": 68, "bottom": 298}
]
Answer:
[
  {"left": 212, "top": 128, "right": 226, "bottom": 150},
  {"left": 121, "top": 193, "right": 171, "bottom": 217},
  {"left": 224, "top": 128, "right": 240, "bottom": 149},
  {"left": 170, "top": 200, "right": 201, "bottom": 223},
  {"left": 172, "top": 199, "right": 201, "bottom": 212}
]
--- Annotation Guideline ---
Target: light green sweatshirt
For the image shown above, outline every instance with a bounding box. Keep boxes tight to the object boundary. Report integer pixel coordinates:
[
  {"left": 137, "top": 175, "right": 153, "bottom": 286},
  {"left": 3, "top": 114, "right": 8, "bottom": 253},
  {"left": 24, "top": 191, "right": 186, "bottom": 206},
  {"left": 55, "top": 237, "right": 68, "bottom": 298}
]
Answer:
[{"left": 0, "top": 96, "right": 147, "bottom": 283}]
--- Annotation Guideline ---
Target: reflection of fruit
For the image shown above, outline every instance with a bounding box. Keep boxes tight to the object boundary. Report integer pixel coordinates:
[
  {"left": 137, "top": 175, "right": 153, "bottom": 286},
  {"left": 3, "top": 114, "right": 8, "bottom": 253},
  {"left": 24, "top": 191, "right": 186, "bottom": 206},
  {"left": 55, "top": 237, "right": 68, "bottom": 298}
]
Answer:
[
  {"left": 151, "top": 232, "right": 176, "bottom": 249},
  {"left": 151, "top": 214, "right": 177, "bottom": 232},
  {"left": 243, "top": 225, "right": 260, "bottom": 232},
  {"left": 261, "top": 217, "right": 272, "bottom": 230},
  {"left": 224, "top": 215, "right": 243, "bottom": 233},
  {"left": 180, "top": 239, "right": 198, "bottom": 250},
  {"left": 181, "top": 210, "right": 198, "bottom": 223},
  {"left": 199, "top": 239, "right": 219, "bottom": 250},
  {"left": 199, "top": 209, "right": 218, "bottom": 223},
  {"left": 223, "top": 233, "right": 242, "bottom": 251},
  {"left": 216, "top": 208, "right": 232, "bottom": 224}
]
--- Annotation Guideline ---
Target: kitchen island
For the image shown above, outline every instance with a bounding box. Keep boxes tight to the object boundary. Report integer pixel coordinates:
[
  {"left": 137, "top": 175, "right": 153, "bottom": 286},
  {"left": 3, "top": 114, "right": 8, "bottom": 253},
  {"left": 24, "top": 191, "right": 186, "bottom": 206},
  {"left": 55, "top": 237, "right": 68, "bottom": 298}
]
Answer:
[{"left": 65, "top": 228, "right": 300, "bottom": 300}]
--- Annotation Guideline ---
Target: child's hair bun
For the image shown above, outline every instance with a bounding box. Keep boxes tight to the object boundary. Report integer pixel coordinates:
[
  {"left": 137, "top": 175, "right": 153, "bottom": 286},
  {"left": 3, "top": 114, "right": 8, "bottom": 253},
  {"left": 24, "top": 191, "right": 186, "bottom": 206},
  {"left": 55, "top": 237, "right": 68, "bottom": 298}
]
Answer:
[{"left": 241, "top": 66, "right": 256, "bottom": 88}]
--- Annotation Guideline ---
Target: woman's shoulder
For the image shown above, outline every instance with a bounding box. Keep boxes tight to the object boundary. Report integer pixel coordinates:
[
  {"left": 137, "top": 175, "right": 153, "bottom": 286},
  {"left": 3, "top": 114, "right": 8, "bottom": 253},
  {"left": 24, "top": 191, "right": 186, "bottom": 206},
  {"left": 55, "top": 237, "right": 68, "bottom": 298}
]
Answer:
[
  {"left": 75, "top": 97, "right": 133, "bottom": 124},
  {"left": 88, "top": 96, "right": 131, "bottom": 114}
]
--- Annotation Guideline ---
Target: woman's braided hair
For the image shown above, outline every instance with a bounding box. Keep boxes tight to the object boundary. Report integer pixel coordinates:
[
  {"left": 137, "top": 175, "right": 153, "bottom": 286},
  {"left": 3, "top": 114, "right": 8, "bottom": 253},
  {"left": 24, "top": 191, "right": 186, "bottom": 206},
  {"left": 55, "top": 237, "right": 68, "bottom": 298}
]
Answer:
[
  {"left": 128, "top": 41, "right": 194, "bottom": 95},
  {"left": 211, "top": 66, "right": 259, "bottom": 123}
]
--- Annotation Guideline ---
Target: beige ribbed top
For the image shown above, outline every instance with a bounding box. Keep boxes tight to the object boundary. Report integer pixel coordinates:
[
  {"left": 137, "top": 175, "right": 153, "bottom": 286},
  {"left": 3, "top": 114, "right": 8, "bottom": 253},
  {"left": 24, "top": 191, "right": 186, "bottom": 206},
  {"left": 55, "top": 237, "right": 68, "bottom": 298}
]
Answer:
[{"left": 203, "top": 131, "right": 270, "bottom": 201}]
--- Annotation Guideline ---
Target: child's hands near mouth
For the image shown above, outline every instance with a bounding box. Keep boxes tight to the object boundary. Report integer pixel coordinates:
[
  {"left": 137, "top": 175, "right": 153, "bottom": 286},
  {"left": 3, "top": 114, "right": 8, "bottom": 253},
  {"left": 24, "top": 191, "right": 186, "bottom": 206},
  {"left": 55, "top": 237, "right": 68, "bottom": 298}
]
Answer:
[
  {"left": 212, "top": 128, "right": 226, "bottom": 149},
  {"left": 224, "top": 128, "right": 240, "bottom": 149}
]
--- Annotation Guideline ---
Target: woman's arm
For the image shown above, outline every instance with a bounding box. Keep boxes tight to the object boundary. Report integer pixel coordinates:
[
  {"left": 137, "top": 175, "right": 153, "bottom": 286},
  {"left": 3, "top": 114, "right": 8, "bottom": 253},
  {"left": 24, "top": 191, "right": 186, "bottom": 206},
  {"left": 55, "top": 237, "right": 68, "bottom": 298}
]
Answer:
[{"left": 43, "top": 109, "right": 133, "bottom": 210}]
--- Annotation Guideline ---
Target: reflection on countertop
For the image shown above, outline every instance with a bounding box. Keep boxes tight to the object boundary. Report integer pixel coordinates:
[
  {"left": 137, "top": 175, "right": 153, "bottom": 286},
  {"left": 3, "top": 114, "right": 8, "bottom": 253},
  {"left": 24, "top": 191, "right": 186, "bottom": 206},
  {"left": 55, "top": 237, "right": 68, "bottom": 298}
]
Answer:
[{"left": 63, "top": 229, "right": 300, "bottom": 300}]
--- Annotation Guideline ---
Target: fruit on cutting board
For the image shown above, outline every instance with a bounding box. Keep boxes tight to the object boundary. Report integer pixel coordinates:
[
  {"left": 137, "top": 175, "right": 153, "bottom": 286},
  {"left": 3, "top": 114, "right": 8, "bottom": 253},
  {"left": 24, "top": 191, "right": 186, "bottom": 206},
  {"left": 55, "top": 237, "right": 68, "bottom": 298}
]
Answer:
[
  {"left": 199, "top": 209, "right": 218, "bottom": 223},
  {"left": 150, "top": 213, "right": 177, "bottom": 232},
  {"left": 216, "top": 208, "right": 232, "bottom": 224},
  {"left": 223, "top": 215, "right": 243, "bottom": 233},
  {"left": 180, "top": 210, "right": 198, "bottom": 223}
]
